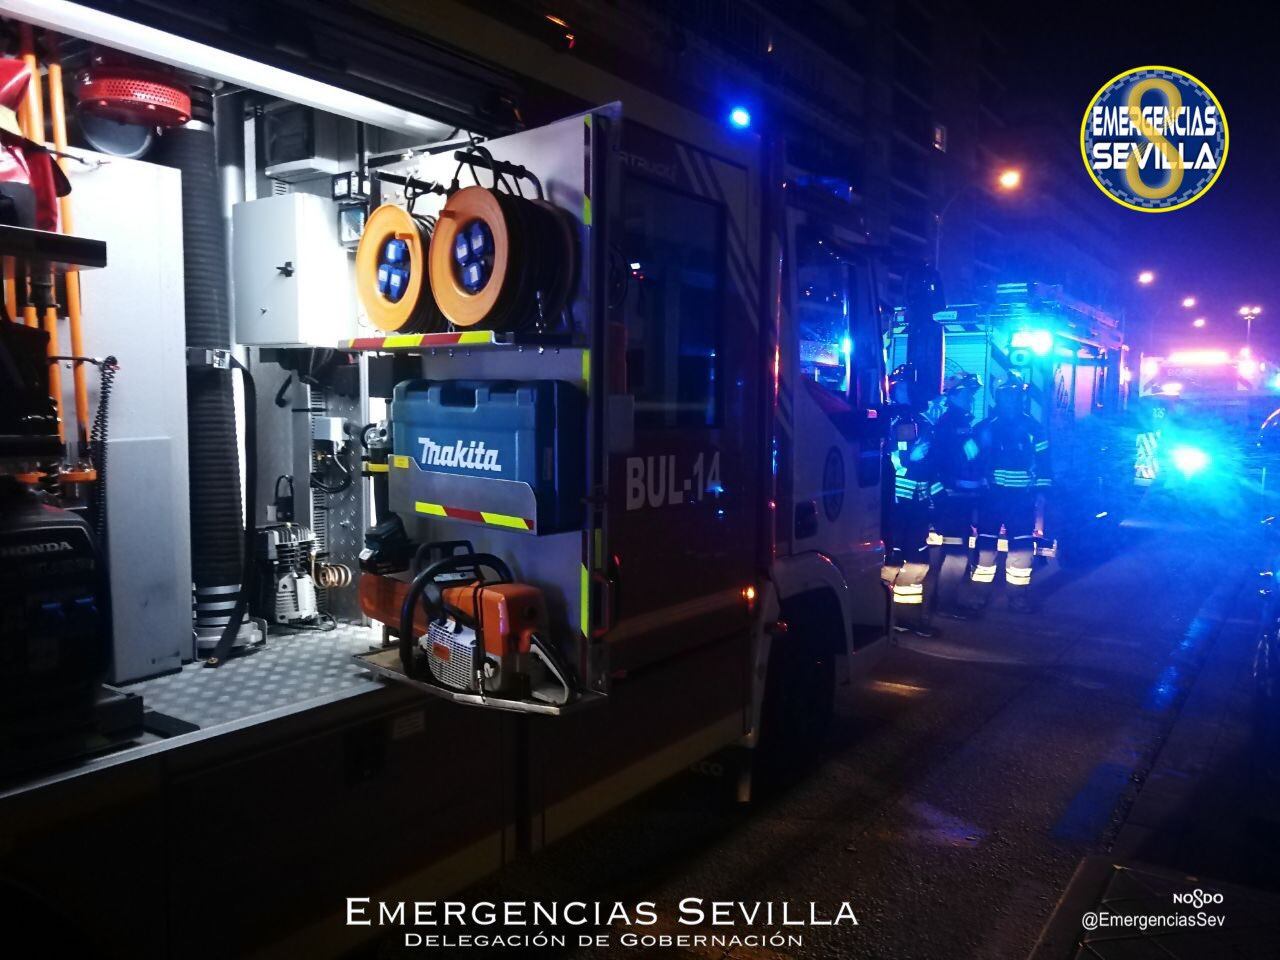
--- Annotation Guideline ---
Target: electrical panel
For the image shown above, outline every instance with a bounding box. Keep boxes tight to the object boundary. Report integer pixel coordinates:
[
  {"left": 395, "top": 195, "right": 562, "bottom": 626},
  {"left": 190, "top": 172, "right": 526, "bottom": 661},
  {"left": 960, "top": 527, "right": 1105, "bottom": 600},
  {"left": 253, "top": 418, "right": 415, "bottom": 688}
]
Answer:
[{"left": 232, "top": 193, "right": 355, "bottom": 347}]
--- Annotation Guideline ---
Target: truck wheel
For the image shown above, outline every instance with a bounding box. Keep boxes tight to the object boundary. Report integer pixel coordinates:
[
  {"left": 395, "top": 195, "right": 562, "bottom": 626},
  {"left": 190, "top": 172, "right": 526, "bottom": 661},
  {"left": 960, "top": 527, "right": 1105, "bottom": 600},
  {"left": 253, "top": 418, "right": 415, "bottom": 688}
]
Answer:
[{"left": 755, "top": 596, "right": 839, "bottom": 786}]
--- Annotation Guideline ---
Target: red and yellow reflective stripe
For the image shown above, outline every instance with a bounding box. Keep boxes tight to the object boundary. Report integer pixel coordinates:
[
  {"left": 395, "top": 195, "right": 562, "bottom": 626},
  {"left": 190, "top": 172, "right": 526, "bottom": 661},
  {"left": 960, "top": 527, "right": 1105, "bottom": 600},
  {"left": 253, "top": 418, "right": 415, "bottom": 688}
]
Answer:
[
  {"left": 414, "top": 500, "right": 534, "bottom": 531},
  {"left": 344, "top": 331, "right": 494, "bottom": 350}
]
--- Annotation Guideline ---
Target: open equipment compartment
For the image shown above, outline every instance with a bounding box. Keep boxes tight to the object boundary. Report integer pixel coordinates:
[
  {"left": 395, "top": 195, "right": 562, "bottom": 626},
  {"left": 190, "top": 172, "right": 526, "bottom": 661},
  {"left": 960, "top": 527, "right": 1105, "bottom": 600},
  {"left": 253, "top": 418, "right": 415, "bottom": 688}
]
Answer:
[
  {"left": 0, "top": 4, "right": 895, "bottom": 956},
  {"left": 348, "top": 104, "right": 620, "bottom": 711}
]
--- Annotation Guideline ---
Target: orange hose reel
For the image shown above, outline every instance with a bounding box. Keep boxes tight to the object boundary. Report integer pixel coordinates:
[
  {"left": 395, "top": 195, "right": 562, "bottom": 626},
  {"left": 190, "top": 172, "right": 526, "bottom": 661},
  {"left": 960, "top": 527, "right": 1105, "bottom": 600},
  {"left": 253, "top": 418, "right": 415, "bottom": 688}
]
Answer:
[
  {"left": 428, "top": 186, "right": 511, "bottom": 328},
  {"left": 429, "top": 185, "right": 577, "bottom": 331},
  {"left": 355, "top": 203, "right": 441, "bottom": 333}
]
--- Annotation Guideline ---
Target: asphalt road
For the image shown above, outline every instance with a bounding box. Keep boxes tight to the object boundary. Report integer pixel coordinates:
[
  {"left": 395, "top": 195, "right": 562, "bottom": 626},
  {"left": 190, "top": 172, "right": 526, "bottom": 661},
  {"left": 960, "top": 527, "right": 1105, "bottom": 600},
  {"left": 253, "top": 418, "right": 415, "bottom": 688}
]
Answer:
[{"left": 382, "top": 499, "right": 1266, "bottom": 959}]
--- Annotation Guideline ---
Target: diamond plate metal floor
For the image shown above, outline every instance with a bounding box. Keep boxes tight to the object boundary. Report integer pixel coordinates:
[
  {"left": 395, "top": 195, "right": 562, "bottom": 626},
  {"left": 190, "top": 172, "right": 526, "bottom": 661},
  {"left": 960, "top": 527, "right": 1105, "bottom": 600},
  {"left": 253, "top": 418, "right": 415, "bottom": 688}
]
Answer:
[{"left": 124, "top": 623, "right": 382, "bottom": 730}]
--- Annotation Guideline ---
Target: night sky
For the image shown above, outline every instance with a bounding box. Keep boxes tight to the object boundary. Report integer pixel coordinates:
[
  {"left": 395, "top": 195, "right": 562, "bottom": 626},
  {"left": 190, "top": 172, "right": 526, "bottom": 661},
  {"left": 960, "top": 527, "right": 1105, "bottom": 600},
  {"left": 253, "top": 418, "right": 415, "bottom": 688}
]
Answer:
[{"left": 989, "top": 0, "right": 1278, "bottom": 352}]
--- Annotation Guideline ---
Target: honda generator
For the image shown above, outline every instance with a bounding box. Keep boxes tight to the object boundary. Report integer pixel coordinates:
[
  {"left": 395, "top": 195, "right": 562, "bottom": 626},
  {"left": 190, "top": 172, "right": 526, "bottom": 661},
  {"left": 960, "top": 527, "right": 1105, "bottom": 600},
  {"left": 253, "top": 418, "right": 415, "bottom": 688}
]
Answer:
[{"left": 0, "top": 321, "right": 108, "bottom": 772}]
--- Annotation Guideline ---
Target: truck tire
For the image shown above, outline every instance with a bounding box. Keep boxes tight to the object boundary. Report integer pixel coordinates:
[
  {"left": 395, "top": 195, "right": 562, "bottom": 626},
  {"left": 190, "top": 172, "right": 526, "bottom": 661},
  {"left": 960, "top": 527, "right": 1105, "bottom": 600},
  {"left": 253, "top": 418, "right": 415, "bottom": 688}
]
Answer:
[{"left": 755, "top": 592, "right": 840, "bottom": 785}]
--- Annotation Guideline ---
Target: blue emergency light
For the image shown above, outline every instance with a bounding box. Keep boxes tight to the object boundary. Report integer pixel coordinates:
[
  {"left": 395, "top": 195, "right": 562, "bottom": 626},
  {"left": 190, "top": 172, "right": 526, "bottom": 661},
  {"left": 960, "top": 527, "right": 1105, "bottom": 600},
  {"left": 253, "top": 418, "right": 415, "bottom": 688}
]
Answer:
[
  {"left": 1170, "top": 445, "right": 1210, "bottom": 477},
  {"left": 728, "top": 106, "right": 752, "bottom": 129},
  {"left": 1011, "top": 329, "right": 1054, "bottom": 356}
]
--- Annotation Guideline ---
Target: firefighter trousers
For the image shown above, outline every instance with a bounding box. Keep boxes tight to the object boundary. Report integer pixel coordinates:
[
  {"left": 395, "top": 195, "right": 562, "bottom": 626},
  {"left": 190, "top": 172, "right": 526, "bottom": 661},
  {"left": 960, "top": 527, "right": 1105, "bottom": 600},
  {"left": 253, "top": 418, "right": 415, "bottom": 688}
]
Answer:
[
  {"left": 928, "top": 490, "right": 978, "bottom": 608},
  {"left": 972, "top": 486, "right": 1036, "bottom": 590},
  {"left": 930, "top": 491, "right": 977, "bottom": 549},
  {"left": 884, "top": 497, "right": 932, "bottom": 622}
]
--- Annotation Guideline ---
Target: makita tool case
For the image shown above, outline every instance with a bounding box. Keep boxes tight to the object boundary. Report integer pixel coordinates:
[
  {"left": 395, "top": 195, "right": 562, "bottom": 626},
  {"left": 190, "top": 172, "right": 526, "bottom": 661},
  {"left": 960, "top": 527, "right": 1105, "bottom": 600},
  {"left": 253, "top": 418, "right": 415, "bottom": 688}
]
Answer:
[{"left": 388, "top": 380, "right": 585, "bottom": 534}]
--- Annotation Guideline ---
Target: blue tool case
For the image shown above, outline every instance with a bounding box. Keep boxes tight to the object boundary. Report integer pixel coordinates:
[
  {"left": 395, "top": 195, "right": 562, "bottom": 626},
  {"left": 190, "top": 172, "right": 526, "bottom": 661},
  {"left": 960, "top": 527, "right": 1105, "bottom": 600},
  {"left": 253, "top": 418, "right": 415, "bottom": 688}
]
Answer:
[{"left": 389, "top": 379, "right": 586, "bottom": 534}]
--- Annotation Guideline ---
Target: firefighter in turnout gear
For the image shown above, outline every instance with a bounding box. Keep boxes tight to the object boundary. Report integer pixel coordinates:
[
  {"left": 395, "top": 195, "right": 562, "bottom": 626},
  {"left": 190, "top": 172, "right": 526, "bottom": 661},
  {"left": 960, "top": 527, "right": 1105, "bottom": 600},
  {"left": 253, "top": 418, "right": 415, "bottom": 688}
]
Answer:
[
  {"left": 883, "top": 364, "right": 941, "bottom": 636},
  {"left": 927, "top": 372, "right": 983, "bottom": 616},
  {"left": 970, "top": 376, "right": 1053, "bottom": 612}
]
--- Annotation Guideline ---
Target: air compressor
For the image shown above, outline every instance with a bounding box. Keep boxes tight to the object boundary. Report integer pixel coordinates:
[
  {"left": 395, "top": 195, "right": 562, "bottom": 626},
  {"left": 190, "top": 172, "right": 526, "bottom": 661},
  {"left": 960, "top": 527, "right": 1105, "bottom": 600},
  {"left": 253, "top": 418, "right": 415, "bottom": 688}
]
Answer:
[{"left": 255, "top": 523, "right": 352, "bottom": 627}]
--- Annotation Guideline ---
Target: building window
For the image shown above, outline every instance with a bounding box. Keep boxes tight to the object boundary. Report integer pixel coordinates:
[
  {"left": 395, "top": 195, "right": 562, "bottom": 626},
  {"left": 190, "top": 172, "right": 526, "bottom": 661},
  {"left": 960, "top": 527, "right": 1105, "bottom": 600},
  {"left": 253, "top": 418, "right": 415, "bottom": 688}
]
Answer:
[{"left": 933, "top": 123, "right": 947, "bottom": 152}]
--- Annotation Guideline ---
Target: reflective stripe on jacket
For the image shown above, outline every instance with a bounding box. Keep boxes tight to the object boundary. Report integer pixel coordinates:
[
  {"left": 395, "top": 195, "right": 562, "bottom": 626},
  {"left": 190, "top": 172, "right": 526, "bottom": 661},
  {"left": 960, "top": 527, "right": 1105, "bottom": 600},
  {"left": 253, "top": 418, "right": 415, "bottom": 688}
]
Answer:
[{"left": 975, "top": 413, "right": 1053, "bottom": 489}]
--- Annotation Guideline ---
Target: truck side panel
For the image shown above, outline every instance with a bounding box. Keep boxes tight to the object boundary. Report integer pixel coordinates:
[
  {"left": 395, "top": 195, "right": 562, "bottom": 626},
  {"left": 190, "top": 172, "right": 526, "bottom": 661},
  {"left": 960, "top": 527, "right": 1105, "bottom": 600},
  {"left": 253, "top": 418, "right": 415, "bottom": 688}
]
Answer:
[
  {"left": 165, "top": 700, "right": 515, "bottom": 958},
  {"left": 605, "top": 122, "right": 764, "bottom": 665},
  {"left": 528, "top": 629, "right": 749, "bottom": 848}
]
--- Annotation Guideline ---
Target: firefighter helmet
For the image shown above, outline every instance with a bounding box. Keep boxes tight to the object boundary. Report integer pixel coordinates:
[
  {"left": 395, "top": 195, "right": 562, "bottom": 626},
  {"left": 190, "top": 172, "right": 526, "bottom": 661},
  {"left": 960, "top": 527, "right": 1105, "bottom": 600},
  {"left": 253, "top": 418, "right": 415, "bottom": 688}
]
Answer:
[
  {"left": 995, "top": 375, "right": 1030, "bottom": 399},
  {"left": 888, "top": 363, "right": 915, "bottom": 404},
  {"left": 943, "top": 372, "right": 981, "bottom": 395}
]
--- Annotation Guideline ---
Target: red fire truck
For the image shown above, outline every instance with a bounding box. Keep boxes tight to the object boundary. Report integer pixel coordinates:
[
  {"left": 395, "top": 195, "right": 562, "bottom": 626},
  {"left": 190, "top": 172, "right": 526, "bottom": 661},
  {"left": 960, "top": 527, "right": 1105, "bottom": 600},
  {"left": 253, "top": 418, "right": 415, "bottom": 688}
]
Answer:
[{"left": 0, "top": 2, "right": 891, "bottom": 955}]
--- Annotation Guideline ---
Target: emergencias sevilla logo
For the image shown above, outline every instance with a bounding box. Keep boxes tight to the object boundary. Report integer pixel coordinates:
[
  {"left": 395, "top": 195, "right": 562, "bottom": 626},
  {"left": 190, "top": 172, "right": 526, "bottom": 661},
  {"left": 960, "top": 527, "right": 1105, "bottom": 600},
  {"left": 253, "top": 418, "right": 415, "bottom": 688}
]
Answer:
[{"left": 1081, "top": 66, "right": 1227, "bottom": 212}]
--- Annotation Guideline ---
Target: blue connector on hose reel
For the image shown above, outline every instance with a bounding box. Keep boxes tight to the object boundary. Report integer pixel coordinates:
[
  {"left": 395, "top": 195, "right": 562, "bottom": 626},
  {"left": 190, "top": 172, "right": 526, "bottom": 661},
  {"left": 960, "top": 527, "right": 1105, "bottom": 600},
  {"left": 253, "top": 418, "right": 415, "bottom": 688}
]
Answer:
[
  {"left": 377, "top": 238, "right": 412, "bottom": 302},
  {"left": 453, "top": 220, "right": 494, "bottom": 293}
]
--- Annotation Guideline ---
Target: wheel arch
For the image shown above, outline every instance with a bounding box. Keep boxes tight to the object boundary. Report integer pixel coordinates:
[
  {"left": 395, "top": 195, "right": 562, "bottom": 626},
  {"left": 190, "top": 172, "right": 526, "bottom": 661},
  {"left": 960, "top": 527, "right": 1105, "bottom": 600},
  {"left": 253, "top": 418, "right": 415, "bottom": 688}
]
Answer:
[
  {"left": 742, "top": 551, "right": 854, "bottom": 748},
  {"left": 770, "top": 550, "right": 855, "bottom": 659}
]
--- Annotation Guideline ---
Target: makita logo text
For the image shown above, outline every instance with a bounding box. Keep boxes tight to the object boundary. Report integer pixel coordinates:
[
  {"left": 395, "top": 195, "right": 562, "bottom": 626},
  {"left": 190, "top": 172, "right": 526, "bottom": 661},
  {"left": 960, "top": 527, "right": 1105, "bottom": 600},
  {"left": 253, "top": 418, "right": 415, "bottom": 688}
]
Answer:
[
  {"left": 417, "top": 438, "right": 502, "bottom": 473},
  {"left": 0, "top": 540, "right": 74, "bottom": 557}
]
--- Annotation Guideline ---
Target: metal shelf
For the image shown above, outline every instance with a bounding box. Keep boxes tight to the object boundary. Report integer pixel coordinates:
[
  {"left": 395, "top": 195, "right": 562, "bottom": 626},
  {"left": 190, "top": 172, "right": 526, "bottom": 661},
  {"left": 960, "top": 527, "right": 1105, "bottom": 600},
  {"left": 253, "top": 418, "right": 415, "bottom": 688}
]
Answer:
[
  {"left": 355, "top": 647, "right": 600, "bottom": 716},
  {"left": 341, "top": 330, "right": 575, "bottom": 353},
  {"left": 0, "top": 224, "right": 107, "bottom": 271}
]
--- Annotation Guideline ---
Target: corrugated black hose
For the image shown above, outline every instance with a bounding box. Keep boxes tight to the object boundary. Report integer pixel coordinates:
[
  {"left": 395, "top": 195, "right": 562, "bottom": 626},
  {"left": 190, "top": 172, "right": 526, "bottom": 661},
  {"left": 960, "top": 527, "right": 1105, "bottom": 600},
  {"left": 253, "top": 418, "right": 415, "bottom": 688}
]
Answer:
[
  {"left": 205, "top": 355, "right": 257, "bottom": 667},
  {"left": 156, "top": 92, "right": 247, "bottom": 650}
]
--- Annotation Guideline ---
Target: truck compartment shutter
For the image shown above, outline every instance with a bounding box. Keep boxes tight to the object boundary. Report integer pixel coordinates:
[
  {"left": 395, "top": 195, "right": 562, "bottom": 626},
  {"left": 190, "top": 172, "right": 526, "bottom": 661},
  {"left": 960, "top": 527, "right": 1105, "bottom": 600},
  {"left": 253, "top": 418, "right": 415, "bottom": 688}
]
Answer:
[{"left": 942, "top": 332, "right": 991, "bottom": 419}]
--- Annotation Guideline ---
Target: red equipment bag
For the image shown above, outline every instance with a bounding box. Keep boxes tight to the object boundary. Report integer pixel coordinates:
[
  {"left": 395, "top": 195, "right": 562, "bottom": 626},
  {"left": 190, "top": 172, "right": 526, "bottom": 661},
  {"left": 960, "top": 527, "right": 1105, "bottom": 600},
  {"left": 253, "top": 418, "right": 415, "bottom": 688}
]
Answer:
[{"left": 0, "top": 58, "right": 71, "bottom": 232}]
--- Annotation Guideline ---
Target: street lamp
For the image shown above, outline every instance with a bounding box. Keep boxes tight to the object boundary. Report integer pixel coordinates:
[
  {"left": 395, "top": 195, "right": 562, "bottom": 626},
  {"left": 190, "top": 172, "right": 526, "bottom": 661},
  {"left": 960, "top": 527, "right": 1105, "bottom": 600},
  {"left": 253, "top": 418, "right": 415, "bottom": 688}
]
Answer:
[
  {"left": 1181, "top": 296, "right": 1197, "bottom": 308},
  {"left": 1239, "top": 305, "right": 1263, "bottom": 348},
  {"left": 934, "top": 166, "right": 1022, "bottom": 267},
  {"left": 1193, "top": 317, "right": 1206, "bottom": 328},
  {"left": 1137, "top": 270, "right": 1155, "bottom": 285}
]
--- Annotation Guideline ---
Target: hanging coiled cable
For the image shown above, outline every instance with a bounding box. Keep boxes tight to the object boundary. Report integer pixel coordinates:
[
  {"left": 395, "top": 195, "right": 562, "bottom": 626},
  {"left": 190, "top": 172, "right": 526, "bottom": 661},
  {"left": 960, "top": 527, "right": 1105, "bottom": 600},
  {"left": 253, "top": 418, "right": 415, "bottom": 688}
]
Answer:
[{"left": 87, "top": 355, "right": 119, "bottom": 545}]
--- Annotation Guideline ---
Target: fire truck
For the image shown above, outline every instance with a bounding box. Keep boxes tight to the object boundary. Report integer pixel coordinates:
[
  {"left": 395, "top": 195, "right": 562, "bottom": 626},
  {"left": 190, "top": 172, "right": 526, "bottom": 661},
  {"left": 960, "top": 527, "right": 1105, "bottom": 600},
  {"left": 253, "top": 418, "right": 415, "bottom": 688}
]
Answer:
[
  {"left": 1139, "top": 347, "right": 1271, "bottom": 400},
  {"left": 0, "top": 2, "right": 891, "bottom": 954},
  {"left": 890, "top": 280, "right": 1131, "bottom": 564},
  {"left": 1131, "top": 348, "right": 1278, "bottom": 503}
]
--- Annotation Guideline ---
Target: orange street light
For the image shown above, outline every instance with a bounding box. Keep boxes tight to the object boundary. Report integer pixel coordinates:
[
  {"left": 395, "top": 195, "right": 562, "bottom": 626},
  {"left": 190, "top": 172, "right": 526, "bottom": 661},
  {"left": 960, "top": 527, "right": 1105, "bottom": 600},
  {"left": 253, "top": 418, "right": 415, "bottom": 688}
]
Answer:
[
  {"left": 996, "top": 168, "right": 1022, "bottom": 191},
  {"left": 935, "top": 165, "right": 1023, "bottom": 266}
]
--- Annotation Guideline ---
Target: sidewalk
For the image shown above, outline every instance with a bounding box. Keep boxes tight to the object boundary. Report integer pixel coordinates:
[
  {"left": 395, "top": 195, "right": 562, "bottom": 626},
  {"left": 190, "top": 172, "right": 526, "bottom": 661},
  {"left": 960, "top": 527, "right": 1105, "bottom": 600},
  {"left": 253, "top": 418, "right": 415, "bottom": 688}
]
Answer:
[{"left": 1030, "top": 562, "right": 1280, "bottom": 958}]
